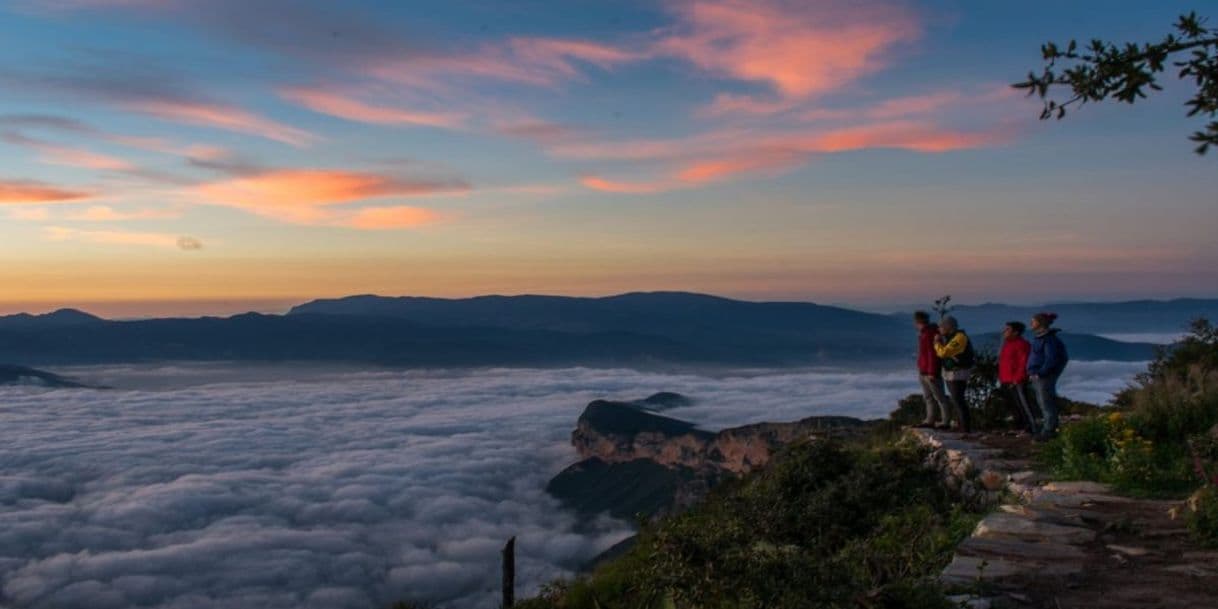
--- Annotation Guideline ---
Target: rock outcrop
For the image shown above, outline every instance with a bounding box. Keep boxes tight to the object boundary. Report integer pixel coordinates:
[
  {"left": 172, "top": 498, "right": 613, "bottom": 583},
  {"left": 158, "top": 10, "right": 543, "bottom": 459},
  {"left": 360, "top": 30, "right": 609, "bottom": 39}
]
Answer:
[
  {"left": 0, "top": 364, "right": 89, "bottom": 388},
  {"left": 549, "top": 394, "right": 868, "bottom": 522},
  {"left": 572, "top": 397, "right": 865, "bottom": 474}
]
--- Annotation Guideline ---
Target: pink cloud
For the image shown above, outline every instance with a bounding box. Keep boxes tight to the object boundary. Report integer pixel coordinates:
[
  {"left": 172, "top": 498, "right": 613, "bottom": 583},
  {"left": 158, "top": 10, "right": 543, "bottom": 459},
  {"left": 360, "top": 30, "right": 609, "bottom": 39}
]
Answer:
[
  {"left": 656, "top": 0, "right": 919, "bottom": 107},
  {"left": 580, "top": 176, "right": 670, "bottom": 194},
  {"left": 126, "top": 99, "right": 316, "bottom": 146},
  {"left": 1, "top": 130, "right": 136, "bottom": 171},
  {"left": 342, "top": 206, "right": 443, "bottom": 230},
  {"left": 193, "top": 169, "right": 464, "bottom": 228},
  {"left": 42, "top": 226, "right": 198, "bottom": 249},
  {"left": 280, "top": 88, "right": 466, "bottom": 128},
  {"left": 700, "top": 93, "right": 798, "bottom": 117},
  {"left": 675, "top": 149, "right": 804, "bottom": 184},
  {"left": 574, "top": 119, "right": 1005, "bottom": 192},
  {"left": 803, "top": 120, "right": 1005, "bottom": 153},
  {"left": 551, "top": 130, "right": 745, "bottom": 162},
  {"left": 370, "top": 36, "right": 644, "bottom": 91},
  {"left": 40, "top": 145, "right": 134, "bottom": 171},
  {"left": 7, "top": 206, "right": 51, "bottom": 220},
  {"left": 0, "top": 179, "right": 93, "bottom": 204},
  {"left": 799, "top": 86, "right": 1021, "bottom": 123},
  {"left": 864, "top": 91, "right": 964, "bottom": 120},
  {"left": 504, "top": 37, "right": 643, "bottom": 79}
]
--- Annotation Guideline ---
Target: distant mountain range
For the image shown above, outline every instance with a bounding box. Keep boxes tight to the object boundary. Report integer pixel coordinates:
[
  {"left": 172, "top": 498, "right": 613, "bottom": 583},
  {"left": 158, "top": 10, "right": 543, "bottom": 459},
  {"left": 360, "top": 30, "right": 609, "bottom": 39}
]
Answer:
[
  {"left": 0, "top": 292, "right": 1198, "bottom": 368},
  {"left": 890, "top": 299, "right": 1218, "bottom": 336}
]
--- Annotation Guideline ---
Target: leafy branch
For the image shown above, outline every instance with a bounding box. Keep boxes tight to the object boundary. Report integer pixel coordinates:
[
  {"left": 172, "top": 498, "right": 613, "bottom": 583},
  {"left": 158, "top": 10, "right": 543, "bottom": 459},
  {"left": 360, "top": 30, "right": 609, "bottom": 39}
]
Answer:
[{"left": 1014, "top": 12, "right": 1218, "bottom": 154}]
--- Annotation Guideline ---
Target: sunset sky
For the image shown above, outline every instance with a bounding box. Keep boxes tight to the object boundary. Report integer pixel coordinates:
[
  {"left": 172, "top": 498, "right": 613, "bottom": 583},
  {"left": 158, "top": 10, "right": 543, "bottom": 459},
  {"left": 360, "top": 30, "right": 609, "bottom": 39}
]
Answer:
[{"left": 1, "top": 0, "right": 1215, "bottom": 317}]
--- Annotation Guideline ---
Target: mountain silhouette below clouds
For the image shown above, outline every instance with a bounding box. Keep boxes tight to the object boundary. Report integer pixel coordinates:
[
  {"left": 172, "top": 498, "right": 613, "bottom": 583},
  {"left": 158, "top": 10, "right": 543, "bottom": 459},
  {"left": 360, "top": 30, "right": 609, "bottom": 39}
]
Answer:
[
  {"left": 0, "top": 364, "right": 92, "bottom": 388},
  {"left": 0, "top": 292, "right": 1169, "bottom": 367}
]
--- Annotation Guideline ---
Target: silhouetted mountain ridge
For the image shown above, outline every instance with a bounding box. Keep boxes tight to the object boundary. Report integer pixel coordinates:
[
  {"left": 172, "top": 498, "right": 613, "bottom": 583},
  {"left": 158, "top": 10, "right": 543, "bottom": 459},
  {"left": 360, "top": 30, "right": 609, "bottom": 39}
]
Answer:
[
  {"left": 0, "top": 308, "right": 103, "bottom": 329},
  {"left": 892, "top": 298, "right": 1218, "bottom": 336},
  {"left": 0, "top": 292, "right": 1169, "bottom": 366}
]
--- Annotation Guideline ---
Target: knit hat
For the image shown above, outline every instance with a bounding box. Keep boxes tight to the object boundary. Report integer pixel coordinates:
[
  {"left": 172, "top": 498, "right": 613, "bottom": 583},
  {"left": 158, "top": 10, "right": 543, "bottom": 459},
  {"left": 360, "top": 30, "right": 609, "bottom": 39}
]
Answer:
[{"left": 1033, "top": 312, "right": 1058, "bottom": 327}]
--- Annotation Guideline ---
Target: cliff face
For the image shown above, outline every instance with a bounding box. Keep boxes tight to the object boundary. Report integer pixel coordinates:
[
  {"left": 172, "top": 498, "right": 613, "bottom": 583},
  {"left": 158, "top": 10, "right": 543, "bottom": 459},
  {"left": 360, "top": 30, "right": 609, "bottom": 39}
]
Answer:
[
  {"left": 571, "top": 398, "right": 865, "bottom": 474},
  {"left": 549, "top": 394, "right": 869, "bottom": 523},
  {"left": 0, "top": 364, "right": 88, "bottom": 388}
]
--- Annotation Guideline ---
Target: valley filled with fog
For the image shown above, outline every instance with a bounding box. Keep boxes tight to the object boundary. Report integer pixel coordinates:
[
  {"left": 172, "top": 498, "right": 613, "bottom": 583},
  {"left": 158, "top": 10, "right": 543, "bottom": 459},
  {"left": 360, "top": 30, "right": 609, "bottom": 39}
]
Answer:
[{"left": 0, "top": 362, "right": 1144, "bottom": 608}]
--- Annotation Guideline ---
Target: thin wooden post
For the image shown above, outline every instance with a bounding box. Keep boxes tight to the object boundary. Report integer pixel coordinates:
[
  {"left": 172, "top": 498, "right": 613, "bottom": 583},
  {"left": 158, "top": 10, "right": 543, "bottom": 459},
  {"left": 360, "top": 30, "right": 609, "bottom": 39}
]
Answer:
[{"left": 502, "top": 536, "right": 516, "bottom": 608}]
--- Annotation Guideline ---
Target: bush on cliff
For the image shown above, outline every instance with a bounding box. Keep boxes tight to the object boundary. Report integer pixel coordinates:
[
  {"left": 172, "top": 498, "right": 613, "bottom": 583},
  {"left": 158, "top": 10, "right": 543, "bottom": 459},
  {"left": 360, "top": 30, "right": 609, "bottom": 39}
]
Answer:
[
  {"left": 1040, "top": 319, "right": 1218, "bottom": 517},
  {"left": 518, "top": 440, "right": 978, "bottom": 609}
]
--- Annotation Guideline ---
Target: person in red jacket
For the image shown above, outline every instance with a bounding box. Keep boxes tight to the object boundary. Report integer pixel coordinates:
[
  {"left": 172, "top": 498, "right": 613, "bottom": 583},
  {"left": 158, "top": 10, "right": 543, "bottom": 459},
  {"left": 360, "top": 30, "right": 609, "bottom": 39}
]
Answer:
[
  {"left": 999, "top": 321, "right": 1040, "bottom": 434},
  {"left": 914, "top": 311, "right": 952, "bottom": 428}
]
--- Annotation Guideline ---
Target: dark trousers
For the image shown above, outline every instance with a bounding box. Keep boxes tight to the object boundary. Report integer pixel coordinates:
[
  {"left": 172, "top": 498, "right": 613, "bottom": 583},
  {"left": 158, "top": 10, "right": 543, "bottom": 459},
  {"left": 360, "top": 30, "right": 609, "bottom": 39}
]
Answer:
[
  {"left": 1005, "top": 383, "right": 1040, "bottom": 433},
  {"left": 946, "top": 379, "right": 971, "bottom": 432},
  {"left": 1033, "top": 374, "right": 1061, "bottom": 436}
]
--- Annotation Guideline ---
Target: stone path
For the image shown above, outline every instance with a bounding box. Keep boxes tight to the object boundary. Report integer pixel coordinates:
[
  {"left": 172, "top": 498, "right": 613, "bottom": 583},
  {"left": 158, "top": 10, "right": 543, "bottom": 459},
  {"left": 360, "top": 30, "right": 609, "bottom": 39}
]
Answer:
[{"left": 911, "top": 429, "right": 1218, "bottom": 609}]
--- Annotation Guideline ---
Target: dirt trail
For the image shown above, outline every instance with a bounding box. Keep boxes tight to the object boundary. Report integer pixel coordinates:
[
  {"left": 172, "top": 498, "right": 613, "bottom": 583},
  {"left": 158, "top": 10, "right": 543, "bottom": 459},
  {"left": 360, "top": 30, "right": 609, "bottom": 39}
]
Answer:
[{"left": 916, "top": 430, "right": 1218, "bottom": 609}]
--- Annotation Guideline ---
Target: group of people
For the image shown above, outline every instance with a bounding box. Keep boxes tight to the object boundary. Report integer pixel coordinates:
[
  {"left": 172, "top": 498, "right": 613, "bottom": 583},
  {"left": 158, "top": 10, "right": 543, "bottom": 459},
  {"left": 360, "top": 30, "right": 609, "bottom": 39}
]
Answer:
[{"left": 913, "top": 310, "right": 1069, "bottom": 440}]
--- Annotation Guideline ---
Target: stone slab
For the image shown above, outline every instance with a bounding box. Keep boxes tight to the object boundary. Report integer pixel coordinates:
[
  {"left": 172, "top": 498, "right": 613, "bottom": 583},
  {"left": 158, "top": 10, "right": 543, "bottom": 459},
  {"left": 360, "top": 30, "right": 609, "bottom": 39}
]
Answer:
[
  {"left": 958, "top": 536, "right": 1089, "bottom": 561},
  {"left": 1042, "top": 481, "right": 1113, "bottom": 494},
  {"left": 974, "top": 512, "right": 1097, "bottom": 545}
]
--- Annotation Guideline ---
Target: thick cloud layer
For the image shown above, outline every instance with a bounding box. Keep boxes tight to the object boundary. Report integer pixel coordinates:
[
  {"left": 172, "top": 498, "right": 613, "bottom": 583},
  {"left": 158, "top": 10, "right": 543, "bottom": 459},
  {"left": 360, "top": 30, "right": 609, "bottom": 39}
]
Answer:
[{"left": 0, "top": 363, "right": 1141, "bottom": 608}]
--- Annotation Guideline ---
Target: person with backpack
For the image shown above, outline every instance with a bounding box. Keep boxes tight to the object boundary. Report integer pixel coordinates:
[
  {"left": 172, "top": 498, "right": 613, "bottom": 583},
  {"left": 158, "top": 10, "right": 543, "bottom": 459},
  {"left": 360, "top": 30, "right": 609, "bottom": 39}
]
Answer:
[
  {"left": 934, "top": 315, "right": 975, "bottom": 433},
  {"left": 913, "top": 311, "right": 952, "bottom": 428},
  {"left": 1027, "top": 312, "right": 1069, "bottom": 440},
  {"left": 999, "top": 321, "right": 1039, "bottom": 434}
]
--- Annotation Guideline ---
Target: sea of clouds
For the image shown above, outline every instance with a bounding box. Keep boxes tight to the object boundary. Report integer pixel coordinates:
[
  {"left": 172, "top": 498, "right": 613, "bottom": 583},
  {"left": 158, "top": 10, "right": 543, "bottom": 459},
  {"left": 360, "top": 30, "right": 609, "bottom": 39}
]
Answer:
[{"left": 0, "top": 361, "right": 1144, "bottom": 608}]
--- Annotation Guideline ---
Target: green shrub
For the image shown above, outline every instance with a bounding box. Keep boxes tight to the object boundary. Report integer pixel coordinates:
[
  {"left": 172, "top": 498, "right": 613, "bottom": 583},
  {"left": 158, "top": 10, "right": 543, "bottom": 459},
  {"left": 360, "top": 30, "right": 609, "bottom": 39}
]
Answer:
[
  {"left": 1187, "top": 486, "right": 1218, "bottom": 548},
  {"left": 1041, "top": 415, "right": 1109, "bottom": 481},
  {"left": 1040, "top": 320, "right": 1218, "bottom": 497},
  {"left": 966, "top": 347, "right": 1000, "bottom": 415},
  {"left": 1039, "top": 412, "right": 1196, "bottom": 496},
  {"left": 524, "top": 441, "right": 975, "bottom": 609},
  {"left": 889, "top": 394, "right": 927, "bottom": 427}
]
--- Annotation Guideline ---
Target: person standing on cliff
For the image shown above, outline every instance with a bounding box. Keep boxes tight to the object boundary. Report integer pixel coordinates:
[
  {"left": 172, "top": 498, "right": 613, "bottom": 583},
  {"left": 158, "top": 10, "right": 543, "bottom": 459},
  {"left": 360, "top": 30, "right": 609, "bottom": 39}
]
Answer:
[
  {"left": 934, "top": 315, "right": 976, "bottom": 433},
  {"left": 999, "top": 321, "right": 1039, "bottom": 434},
  {"left": 1028, "top": 312, "right": 1069, "bottom": 441},
  {"left": 913, "top": 311, "right": 952, "bottom": 429}
]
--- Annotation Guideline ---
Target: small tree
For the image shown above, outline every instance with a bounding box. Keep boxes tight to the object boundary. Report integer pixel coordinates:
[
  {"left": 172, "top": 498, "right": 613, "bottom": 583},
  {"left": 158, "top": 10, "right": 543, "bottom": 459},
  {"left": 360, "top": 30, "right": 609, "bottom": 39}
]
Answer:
[
  {"left": 1015, "top": 11, "right": 1218, "bottom": 154},
  {"left": 932, "top": 295, "right": 953, "bottom": 320}
]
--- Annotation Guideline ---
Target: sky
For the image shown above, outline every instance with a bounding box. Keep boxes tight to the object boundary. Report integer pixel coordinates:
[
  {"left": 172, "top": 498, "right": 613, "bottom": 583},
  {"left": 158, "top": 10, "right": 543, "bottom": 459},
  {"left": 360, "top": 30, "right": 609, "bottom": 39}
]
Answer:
[{"left": 0, "top": 0, "right": 1215, "bottom": 317}]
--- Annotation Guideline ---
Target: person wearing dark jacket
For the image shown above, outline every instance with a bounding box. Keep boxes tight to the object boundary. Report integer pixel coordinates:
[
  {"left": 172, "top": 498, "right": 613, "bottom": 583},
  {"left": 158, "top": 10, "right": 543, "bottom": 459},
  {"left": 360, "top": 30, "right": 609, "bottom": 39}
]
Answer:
[
  {"left": 1027, "top": 312, "right": 1069, "bottom": 440},
  {"left": 934, "top": 315, "right": 975, "bottom": 433},
  {"left": 999, "top": 321, "right": 1039, "bottom": 434},
  {"left": 914, "top": 311, "right": 951, "bottom": 428}
]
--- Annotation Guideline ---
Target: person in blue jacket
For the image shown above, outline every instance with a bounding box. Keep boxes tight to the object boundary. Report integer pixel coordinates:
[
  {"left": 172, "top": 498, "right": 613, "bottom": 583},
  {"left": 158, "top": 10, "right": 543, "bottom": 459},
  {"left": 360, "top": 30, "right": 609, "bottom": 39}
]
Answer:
[{"left": 1027, "top": 312, "right": 1069, "bottom": 440}]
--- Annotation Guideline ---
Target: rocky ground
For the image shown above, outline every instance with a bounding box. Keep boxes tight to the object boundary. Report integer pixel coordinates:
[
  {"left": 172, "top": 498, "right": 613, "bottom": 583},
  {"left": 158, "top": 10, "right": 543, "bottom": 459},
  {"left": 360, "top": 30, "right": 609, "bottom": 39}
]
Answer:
[{"left": 913, "top": 429, "right": 1218, "bottom": 609}]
